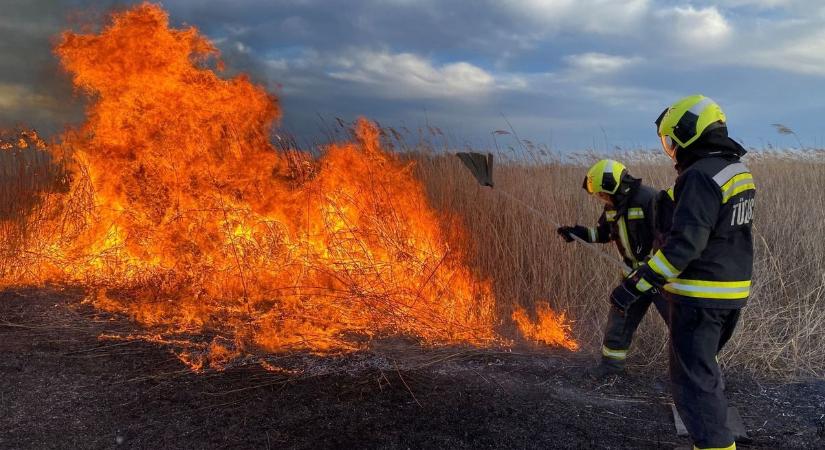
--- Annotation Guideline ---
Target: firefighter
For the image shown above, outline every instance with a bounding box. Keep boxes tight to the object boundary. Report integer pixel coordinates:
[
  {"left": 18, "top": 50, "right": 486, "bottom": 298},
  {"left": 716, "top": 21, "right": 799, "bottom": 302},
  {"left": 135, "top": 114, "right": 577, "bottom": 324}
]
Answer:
[
  {"left": 557, "top": 159, "right": 670, "bottom": 379},
  {"left": 610, "top": 95, "right": 754, "bottom": 450}
]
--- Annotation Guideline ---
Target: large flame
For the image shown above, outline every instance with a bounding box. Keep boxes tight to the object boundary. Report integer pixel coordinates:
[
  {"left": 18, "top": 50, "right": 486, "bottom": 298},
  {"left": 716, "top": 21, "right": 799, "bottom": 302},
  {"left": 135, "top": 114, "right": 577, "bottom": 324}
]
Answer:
[{"left": 1, "top": 2, "right": 577, "bottom": 368}]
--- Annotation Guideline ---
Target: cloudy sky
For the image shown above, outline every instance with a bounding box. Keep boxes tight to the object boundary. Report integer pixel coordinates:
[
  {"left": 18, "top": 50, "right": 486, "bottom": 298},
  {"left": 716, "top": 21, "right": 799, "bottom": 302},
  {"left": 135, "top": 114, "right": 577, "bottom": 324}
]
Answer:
[{"left": 3, "top": 0, "right": 825, "bottom": 151}]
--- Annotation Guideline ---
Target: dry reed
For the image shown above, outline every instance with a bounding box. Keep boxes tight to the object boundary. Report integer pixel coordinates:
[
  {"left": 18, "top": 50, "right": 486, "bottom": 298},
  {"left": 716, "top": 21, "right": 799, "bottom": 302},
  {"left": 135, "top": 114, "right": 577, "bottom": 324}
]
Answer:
[
  {"left": 2, "top": 128, "right": 823, "bottom": 379},
  {"left": 414, "top": 146, "right": 825, "bottom": 379}
]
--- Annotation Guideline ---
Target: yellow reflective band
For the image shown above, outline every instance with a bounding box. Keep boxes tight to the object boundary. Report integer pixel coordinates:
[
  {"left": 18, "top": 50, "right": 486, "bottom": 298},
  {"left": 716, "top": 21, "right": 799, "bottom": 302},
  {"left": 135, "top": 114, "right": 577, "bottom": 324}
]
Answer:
[
  {"left": 617, "top": 217, "right": 637, "bottom": 264},
  {"left": 670, "top": 279, "right": 751, "bottom": 287},
  {"left": 723, "top": 183, "right": 755, "bottom": 203},
  {"left": 721, "top": 172, "right": 752, "bottom": 191},
  {"left": 665, "top": 279, "right": 751, "bottom": 299},
  {"left": 606, "top": 210, "right": 617, "bottom": 222},
  {"left": 602, "top": 346, "right": 627, "bottom": 360},
  {"left": 721, "top": 173, "right": 755, "bottom": 203},
  {"left": 648, "top": 250, "right": 679, "bottom": 279},
  {"left": 715, "top": 165, "right": 754, "bottom": 203},
  {"left": 693, "top": 443, "right": 735, "bottom": 450},
  {"left": 666, "top": 187, "right": 675, "bottom": 200},
  {"left": 627, "top": 207, "right": 645, "bottom": 220},
  {"left": 588, "top": 227, "right": 597, "bottom": 242},
  {"left": 636, "top": 277, "right": 652, "bottom": 292}
]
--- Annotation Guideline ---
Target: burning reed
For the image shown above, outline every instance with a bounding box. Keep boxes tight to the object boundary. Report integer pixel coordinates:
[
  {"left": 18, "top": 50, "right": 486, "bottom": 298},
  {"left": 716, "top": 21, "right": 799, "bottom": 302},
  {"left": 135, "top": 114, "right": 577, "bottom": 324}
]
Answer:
[{"left": 0, "top": 2, "right": 577, "bottom": 370}]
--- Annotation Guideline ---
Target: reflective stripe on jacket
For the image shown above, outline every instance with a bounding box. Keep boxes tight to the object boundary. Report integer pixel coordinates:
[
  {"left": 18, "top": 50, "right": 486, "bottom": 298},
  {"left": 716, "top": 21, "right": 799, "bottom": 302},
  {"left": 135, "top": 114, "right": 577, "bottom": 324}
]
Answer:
[
  {"left": 644, "top": 157, "right": 755, "bottom": 308},
  {"left": 585, "top": 184, "right": 658, "bottom": 269}
]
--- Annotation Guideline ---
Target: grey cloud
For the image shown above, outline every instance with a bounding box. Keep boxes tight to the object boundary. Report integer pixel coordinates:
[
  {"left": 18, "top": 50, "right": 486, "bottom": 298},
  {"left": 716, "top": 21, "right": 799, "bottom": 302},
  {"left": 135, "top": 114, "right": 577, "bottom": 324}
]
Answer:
[
  {"left": 0, "top": 0, "right": 657, "bottom": 142},
  {"left": 5, "top": 0, "right": 825, "bottom": 150},
  {"left": 162, "top": 0, "right": 581, "bottom": 60},
  {"left": 0, "top": 0, "right": 98, "bottom": 133}
]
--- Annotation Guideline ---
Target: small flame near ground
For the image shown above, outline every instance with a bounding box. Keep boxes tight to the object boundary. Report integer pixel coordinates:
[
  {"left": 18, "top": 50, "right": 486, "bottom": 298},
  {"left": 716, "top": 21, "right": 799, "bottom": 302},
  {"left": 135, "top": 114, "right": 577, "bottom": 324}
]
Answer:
[
  {"left": 512, "top": 303, "right": 579, "bottom": 351},
  {"left": 0, "top": 2, "right": 577, "bottom": 369}
]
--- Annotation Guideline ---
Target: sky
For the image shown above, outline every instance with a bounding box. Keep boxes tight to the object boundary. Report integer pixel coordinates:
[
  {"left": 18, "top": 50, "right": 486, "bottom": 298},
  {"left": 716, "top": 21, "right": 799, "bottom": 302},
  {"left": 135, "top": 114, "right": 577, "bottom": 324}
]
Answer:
[{"left": 3, "top": 0, "right": 825, "bottom": 152}]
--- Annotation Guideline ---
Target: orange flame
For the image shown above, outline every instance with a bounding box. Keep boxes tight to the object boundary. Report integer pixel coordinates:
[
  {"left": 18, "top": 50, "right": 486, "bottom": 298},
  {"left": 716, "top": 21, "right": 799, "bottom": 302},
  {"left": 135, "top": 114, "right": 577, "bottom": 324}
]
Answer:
[
  {"left": 1, "top": 2, "right": 576, "bottom": 367},
  {"left": 0, "top": 129, "right": 46, "bottom": 151},
  {"left": 512, "top": 303, "right": 579, "bottom": 351}
]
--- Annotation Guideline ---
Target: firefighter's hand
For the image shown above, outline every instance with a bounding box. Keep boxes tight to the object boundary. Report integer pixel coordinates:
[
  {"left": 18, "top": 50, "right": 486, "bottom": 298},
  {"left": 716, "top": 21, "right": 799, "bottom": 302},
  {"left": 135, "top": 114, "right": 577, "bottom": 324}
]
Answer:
[
  {"left": 609, "top": 276, "right": 645, "bottom": 314},
  {"left": 556, "top": 225, "right": 588, "bottom": 243}
]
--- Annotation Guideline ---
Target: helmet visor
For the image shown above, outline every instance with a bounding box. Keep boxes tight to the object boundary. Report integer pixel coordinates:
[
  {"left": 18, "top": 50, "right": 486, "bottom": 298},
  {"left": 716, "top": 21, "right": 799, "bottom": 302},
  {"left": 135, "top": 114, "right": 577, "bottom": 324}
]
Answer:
[{"left": 660, "top": 134, "right": 678, "bottom": 161}]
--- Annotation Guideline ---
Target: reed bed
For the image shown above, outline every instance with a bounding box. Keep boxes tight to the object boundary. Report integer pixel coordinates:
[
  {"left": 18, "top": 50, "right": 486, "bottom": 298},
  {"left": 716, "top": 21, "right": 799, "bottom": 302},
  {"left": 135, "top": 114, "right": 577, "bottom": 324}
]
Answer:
[{"left": 3, "top": 130, "right": 823, "bottom": 379}]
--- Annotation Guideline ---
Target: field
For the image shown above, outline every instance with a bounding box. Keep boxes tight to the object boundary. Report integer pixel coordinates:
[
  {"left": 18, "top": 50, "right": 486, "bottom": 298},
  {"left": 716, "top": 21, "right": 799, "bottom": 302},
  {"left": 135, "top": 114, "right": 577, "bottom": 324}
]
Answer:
[
  {"left": 2, "top": 3, "right": 825, "bottom": 448},
  {"left": 415, "top": 147, "right": 825, "bottom": 379},
  {"left": 2, "top": 134, "right": 825, "bottom": 449},
  {"left": 7, "top": 131, "right": 825, "bottom": 378}
]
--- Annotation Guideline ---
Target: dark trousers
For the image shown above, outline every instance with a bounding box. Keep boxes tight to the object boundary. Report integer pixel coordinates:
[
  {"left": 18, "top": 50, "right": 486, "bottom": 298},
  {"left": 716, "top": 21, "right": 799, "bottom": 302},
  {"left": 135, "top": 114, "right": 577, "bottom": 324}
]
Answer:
[
  {"left": 601, "top": 291, "right": 669, "bottom": 367},
  {"left": 669, "top": 301, "right": 740, "bottom": 449}
]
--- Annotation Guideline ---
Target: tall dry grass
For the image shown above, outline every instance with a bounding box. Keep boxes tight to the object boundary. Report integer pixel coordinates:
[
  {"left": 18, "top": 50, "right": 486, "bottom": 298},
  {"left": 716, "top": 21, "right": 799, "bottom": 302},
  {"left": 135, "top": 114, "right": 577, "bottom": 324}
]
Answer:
[
  {"left": 0, "top": 139, "right": 76, "bottom": 282},
  {"left": 415, "top": 149, "right": 825, "bottom": 379},
  {"left": 2, "top": 129, "right": 823, "bottom": 379},
  {"left": 0, "top": 146, "right": 54, "bottom": 252}
]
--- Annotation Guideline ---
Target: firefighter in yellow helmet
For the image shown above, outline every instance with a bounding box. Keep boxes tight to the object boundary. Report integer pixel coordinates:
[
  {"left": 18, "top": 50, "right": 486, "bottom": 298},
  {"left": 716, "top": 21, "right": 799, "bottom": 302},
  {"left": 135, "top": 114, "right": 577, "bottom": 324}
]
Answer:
[
  {"left": 557, "top": 159, "right": 672, "bottom": 379},
  {"left": 610, "top": 95, "right": 754, "bottom": 450}
]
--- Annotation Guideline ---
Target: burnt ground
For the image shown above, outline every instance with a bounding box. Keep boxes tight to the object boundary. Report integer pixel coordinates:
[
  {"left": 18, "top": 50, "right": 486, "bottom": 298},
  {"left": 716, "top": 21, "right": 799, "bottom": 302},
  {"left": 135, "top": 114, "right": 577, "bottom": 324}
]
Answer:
[{"left": 1, "top": 288, "right": 823, "bottom": 450}]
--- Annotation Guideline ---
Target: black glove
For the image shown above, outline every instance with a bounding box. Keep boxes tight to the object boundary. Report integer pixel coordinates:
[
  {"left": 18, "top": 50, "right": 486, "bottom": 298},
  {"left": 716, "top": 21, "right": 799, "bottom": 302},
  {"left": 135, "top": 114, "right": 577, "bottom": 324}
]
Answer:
[
  {"left": 609, "top": 270, "right": 651, "bottom": 314},
  {"left": 556, "top": 225, "right": 589, "bottom": 243},
  {"left": 609, "top": 282, "right": 640, "bottom": 315}
]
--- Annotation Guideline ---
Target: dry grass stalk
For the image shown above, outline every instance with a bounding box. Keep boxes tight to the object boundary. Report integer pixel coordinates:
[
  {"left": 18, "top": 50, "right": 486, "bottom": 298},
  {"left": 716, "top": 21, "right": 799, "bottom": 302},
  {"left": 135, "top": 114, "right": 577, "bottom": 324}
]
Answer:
[
  {"left": 413, "top": 146, "right": 825, "bottom": 379},
  {"left": 3, "top": 123, "right": 824, "bottom": 378}
]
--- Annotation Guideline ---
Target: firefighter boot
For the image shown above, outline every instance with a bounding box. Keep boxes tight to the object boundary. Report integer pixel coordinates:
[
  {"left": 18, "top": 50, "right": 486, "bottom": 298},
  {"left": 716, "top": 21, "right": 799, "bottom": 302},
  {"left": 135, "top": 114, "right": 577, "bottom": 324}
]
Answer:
[{"left": 585, "top": 359, "right": 624, "bottom": 380}]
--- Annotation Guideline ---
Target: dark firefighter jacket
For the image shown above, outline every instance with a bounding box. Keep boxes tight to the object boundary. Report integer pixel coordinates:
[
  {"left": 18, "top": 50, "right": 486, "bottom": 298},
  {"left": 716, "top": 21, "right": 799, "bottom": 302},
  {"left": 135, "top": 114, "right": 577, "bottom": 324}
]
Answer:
[
  {"left": 636, "top": 131, "right": 755, "bottom": 309},
  {"left": 581, "top": 179, "right": 658, "bottom": 270},
  {"left": 653, "top": 187, "right": 676, "bottom": 251}
]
